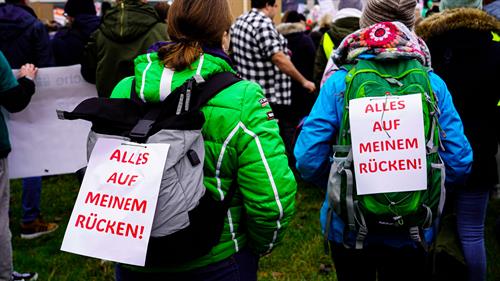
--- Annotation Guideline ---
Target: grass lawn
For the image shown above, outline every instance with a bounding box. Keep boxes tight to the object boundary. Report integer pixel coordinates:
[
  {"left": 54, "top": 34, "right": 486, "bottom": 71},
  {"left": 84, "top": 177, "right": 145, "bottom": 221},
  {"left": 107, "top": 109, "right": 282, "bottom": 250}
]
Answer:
[{"left": 9, "top": 175, "right": 500, "bottom": 280}]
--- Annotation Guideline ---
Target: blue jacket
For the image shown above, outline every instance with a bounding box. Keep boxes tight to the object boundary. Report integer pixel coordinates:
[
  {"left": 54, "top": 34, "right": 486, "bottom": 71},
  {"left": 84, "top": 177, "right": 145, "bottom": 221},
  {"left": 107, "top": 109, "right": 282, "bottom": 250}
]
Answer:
[
  {"left": 485, "top": 0, "right": 500, "bottom": 20},
  {"left": 294, "top": 68, "right": 472, "bottom": 247},
  {"left": 0, "top": 4, "right": 54, "bottom": 68},
  {"left": 52, "top": 14, "right": 100, "bottom": 66}
]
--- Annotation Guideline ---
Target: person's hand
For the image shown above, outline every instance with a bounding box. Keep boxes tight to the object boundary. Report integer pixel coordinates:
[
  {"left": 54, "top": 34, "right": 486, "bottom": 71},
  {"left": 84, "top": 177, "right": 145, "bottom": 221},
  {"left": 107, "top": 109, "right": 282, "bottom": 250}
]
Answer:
[
  {"left": 19, "top": 64, "right": 38, "bottom": 81},
  {"left": 302, "top": 80, "right": 316, "bottom": 93}
]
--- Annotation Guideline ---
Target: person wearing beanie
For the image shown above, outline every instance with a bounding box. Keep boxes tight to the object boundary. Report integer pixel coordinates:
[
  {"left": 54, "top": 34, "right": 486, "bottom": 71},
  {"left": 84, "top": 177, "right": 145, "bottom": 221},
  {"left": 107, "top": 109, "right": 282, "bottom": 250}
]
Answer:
[
  {"left": 295, "top": 2, "right": 472, "bottom": 281},
  {"left": 417, "top": 5, "right": 500, "bottom": 281},
  {"left": 312, "top": 6, "right": 361, "bottom": 88},
  {"left": 360, "top": 0, "right": 417, "bottom": 30},
  {"left": 51, "top": 0, "right": 100, "bottom": 66}
]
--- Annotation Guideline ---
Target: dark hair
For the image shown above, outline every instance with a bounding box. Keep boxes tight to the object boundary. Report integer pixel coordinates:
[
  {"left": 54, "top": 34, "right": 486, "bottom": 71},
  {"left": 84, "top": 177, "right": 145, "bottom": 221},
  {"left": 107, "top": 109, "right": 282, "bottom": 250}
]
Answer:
[
  {"left": 251, "top": 0, "right": 276, "bottom": 9},
  {"left": 5, "top": 0, "right": 23, "bottom": 4},
  {"left": 154, "top": 2, "right": 170, "bottom": 22},
  {"left": 159, "top": 0, "right": 232, "bottom": 70},
  {"left": 283, "top": 10, "right": 305, "bottom": 23}
]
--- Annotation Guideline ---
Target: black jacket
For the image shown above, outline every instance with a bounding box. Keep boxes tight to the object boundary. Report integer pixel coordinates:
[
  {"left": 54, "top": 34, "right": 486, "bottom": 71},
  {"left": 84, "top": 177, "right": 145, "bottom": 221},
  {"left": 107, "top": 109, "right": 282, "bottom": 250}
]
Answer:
[
  {"left": 417, "top": 8, "right": 500, "bottom": 189},
  {"left": 277, "top": 22, "right": 316, "bottom": 121}
]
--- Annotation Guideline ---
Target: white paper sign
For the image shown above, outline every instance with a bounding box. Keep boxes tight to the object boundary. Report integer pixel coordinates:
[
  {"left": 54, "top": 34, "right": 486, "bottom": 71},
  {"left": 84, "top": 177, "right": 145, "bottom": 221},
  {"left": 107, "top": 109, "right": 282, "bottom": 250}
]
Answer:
[
  {"left": 6, "top": 65, "right": 97, "bottom": 179},
  {"left": 61, "top": 138, "right": 170, "bottom": 266},
  {"left": 349, "top": 94, "right": 427, "bottom": 195}
]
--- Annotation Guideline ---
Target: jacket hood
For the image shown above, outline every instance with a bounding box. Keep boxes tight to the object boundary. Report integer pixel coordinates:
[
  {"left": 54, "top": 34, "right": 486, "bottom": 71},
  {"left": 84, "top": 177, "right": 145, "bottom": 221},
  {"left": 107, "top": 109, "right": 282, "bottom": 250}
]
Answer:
[
  {"left": 329, "top": 16, "right": 360, "bottom": 42},
  {"left": 416, "top": 8, "right": 500, "bottom": 40},
  {"left": 130, "top": 52, "right": 235, "bottom": 103},
  {"left": 73, "top": 14, "right": 101, "bottom": 37},
  {"left": 99, "top": 1, "right": 163, "bottom": 42},
  {"left": 276, "top": 22, "right": 306, "bottom": 35},
  {"left": 0, "top": 4, "right": 37, "bottom": 41}
]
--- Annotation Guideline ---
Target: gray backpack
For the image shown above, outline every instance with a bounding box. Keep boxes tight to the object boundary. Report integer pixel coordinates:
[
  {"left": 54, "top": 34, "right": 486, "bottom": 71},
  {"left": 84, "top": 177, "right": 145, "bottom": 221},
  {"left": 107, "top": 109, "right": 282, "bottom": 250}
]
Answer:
[{"left": 59, "top": 72, "right": 241, "bottom": 266}]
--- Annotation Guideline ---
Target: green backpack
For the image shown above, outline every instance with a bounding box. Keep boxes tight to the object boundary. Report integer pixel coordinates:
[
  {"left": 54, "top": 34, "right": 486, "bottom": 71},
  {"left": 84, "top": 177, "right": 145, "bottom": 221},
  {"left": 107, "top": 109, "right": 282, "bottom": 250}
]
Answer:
[{"left": 326, "top": 59, "right": 446, "bottom": 250}]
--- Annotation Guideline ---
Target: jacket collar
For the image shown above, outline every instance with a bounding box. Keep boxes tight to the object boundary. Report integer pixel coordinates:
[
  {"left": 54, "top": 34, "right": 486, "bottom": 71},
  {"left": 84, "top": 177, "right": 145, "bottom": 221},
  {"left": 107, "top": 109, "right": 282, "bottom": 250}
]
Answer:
[{"left": 416, "top": 8, "right": 500, "bottom": 41}]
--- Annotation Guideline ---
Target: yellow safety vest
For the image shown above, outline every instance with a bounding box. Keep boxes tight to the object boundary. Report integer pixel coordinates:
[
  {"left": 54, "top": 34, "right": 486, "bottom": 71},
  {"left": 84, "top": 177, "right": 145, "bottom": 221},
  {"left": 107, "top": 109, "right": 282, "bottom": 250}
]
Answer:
[{"left": 323, "top": 32, "right": 335, "bottom": 59}]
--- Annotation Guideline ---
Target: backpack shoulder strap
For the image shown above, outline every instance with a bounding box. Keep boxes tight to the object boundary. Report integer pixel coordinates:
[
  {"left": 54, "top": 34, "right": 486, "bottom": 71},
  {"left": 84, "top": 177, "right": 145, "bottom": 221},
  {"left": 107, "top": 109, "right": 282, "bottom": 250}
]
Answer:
[
  {"left": 190, "top": 72, "right": 241, "bottom": 111},
  {"left": 129, "top": 72, "right": 241, "bottom": 141}
]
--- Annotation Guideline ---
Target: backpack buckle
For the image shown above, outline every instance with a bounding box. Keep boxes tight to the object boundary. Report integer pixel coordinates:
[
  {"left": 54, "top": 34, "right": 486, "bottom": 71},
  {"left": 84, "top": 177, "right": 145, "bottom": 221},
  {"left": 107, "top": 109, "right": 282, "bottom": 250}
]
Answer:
[{"left": 129, "top": 119, "right": 155, "bottom": 140}]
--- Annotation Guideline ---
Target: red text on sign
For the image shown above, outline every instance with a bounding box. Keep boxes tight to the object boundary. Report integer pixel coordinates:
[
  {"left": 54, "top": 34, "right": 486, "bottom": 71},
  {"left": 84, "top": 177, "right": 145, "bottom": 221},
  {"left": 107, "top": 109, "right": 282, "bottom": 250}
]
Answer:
[
  {"left": 365, "top": 100, "right": 406, "bottom": 113},
  {"left": 85, "top": 191, "right": 147, "bottom": 214},
  {"left": 372, "top": 119, "right": 401, "bottom": 132},
  {"left": 75, "top": 213, "right": 145, "bottom": 239},
  {"left": 106, "top": 172, "right": 139, "bottom": 187},
  {"left": 358, "top": 158, "right": 423, "bottom": 174},
  {"left": 109, "top": 149, "right": 149, "bottom": 165},
  {"left": 359, "top": 137, "right": 418, "bottom": 154}
]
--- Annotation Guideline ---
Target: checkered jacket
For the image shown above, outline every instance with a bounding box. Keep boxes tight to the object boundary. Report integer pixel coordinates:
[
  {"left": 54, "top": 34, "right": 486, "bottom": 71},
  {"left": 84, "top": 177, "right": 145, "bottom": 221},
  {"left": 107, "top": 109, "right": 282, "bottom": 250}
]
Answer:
[{"left": 230, "top": 9, "right": 292, "bottom": 105}]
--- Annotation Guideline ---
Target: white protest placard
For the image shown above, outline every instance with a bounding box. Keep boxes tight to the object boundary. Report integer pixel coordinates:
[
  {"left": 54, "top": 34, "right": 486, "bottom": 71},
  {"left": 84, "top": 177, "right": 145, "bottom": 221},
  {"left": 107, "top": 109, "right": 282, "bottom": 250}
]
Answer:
[
  {"left": 61, "top": 138, "right": 170, "bottom": 266},
  {"left": 349, "top": 94, "right": 427, "bottom": 195},
  {"left": 6, "top": 65, "right": 97, "bottom": 179}
]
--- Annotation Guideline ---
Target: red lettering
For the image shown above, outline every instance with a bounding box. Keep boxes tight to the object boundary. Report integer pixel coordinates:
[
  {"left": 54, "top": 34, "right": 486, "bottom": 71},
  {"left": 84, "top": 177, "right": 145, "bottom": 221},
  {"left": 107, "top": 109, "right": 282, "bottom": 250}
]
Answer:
[
  {"left": 132, "top": 199, "right": 147, "bottom": 214},
  {"left": 379, "top": 161, "right": 388, "bottom": 172},
  {"left": 365, "top": 104, "right": 374, "bottom": 113},
  {"left": 372, "top": 119, "right": 400, "bottom": 132},
  {"left": 116, "top": 222, "right": 125, "bottom": 236},
  {"left": 96, "top": 219, "right": 106, "bottom": 232},
  {"left": 406, "top": 138, "right": 418, "bottom": 149},
  {"left": 360, "top": 143, "right": 371, "bottom": 154},
  {"left": 106, "top": 220, "right": 116, "bottom": 234},
  {"left": 359, "top": 163, "right": 368, "bottom": 174},
  {"left": 135, "top": 153, "right": 143, "bottom": 165},
  {"left": 126, "top": 224, "right": 139, "bottom": 238},
  {"left": 142, "top": 153, "right": 149, "bottom": 164},
  {"left": 109, "top": 149, "right": 121, "bottom": 161},
  {"left": 75, "top": 214, "right": 85, "bottom": 228},
  {"left": 106, "top": 172, "right": 117, "bottom": 184},
  {"left": 100, "top": 194, "right": 109, "bottom": 207},
  {"left": 128, "top": 175, "right": 139, "bottom": 186},
  {"left": 126, "top": 152, "right": 135, "bottom": 164},
  {"left": 85, "top": 191, "right": 100, "bottom": 205},
  {"left": 398, "top": 100, "right": 406, "bottom": 110},
  {"left": 124, "top": 198, "right": 132, "bottom": 211}
]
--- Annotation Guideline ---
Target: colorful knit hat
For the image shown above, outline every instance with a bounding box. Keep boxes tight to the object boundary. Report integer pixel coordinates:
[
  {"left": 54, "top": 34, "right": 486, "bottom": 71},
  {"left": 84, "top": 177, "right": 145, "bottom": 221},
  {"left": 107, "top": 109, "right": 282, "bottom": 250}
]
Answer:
[
  {"left": 360, "top": 0, "right": 416, "bottom": 29},
  {"left": 440, "top": 0, "right": 482, "bottom": 10}
]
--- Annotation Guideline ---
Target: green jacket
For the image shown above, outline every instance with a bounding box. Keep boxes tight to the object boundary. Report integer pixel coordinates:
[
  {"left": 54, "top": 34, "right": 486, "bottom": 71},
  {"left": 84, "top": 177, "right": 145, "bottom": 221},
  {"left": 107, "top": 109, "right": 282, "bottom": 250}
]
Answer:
[
  {"left": 81, "top": 0, "right": 168, "bottom": 97},
  {"left": 313, "top": 17, "right": 360, "bottom": 88},
  {"left": 111, "top": 52, "right": 297, "bottom": 271}
]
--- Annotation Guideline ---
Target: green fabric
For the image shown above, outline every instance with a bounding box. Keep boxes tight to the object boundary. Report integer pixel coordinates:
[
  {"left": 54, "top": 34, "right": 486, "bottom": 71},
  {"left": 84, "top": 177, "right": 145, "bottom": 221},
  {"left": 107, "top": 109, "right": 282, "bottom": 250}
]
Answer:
[
  {"left": 111, "top": 53, "right": 296, "bottom": 271},
  {"left": 0, "top": 51, "right": 17, "bottom": 155},
  {"left": 337, "top": 59, "right": 443, "bottom": 228},
  {"left": 84, "top": 1, "right": 168, "bottom": 97},
  {"left": 313, "top": 17, "right": 360, "bottom": 87},
  {"left": 322, "top": 33, "right": 335, "bottom": 60}
]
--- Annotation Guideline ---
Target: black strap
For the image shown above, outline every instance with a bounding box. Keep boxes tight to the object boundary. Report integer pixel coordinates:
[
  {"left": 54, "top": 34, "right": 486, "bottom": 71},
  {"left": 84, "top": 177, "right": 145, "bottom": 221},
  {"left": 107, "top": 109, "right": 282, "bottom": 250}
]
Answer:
[{"left": 129, "top": 72, "right": 241, "bottom": 141}]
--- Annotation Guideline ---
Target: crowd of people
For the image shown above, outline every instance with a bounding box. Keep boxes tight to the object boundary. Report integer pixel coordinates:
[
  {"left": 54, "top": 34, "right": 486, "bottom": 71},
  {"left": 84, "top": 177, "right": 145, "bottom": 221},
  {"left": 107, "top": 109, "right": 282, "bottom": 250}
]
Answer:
[{"left": 0, "top": 0, "right": 499, "bottom": 280}]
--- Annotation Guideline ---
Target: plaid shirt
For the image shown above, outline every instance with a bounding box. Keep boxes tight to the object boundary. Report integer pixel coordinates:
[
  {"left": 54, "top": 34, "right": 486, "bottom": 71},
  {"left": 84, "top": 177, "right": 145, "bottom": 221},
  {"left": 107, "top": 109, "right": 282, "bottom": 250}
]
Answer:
[{"left": 230, "top": 9, "right": 292, "bottom": 105}]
